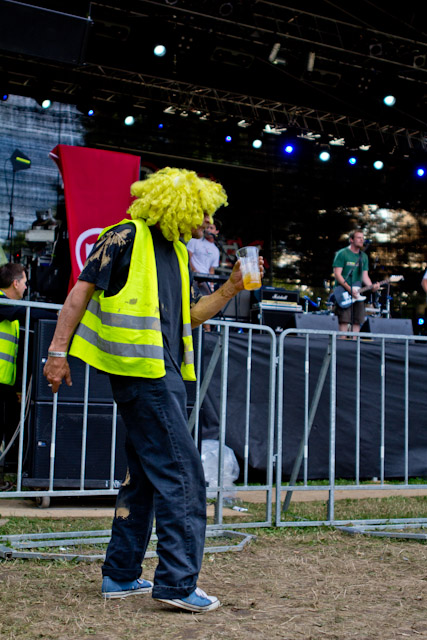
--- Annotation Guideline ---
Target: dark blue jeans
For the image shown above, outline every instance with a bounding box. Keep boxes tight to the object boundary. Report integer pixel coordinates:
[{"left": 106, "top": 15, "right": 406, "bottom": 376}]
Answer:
[{"left": 102, "top": 369, "right": 207, "bottom": 599}]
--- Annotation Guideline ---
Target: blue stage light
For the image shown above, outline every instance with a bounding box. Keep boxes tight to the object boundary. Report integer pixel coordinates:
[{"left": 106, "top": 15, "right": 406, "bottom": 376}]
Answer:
[
  {"left": 284, "top": 144, "right": 294, "bottom": 154},
  {"left": 1, "top": 93, "right": 8, "bottom": 101},
  {"left": 348, "top": 157, "right": 357, "bottom": 165},
  {"left": 416, "top": 167, "right": 425, "bottom": 177},
  {"left": 225, "top": 135, "right": 232, "bottom": 142},
  {"left": 158, "top": 123, "right": 164, "bottom": 129},
  {"left": 373, "top": 160, "right": 384, "bottom": 170},
  {"left": 87, "top": 108, "right": 95, "bottom": 116},
  {"left": 252, "top": 139, "right": 262, "bottom": 149},
  {"left": 418, "top": 317, "right": 425, "bottom": 326}
]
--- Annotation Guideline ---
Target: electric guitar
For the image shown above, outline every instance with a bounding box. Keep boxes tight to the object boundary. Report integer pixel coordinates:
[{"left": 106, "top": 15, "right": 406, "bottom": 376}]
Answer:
[{"left": 333, "top": 276, "right": 404, "bottom": 309}]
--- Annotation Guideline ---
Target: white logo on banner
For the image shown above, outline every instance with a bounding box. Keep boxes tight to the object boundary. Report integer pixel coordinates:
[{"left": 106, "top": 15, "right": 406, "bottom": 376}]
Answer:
[{"left": 75, "top": 228, "right": 103, "bottom": 271}]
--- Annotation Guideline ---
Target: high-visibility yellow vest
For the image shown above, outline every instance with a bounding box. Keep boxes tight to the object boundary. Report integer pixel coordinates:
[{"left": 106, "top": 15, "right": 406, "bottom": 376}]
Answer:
[
  {"left": 70, "top": 219, "right": 196, "bottom": 381},
  {"left": 0, "top": 292, "right": 20, "bottom": 386}
]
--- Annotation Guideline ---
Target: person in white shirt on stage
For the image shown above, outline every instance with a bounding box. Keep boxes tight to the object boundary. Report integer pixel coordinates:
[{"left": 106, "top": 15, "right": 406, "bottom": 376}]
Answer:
[{"left": 187, "top": 223, "right": 220, "bottom": 274}]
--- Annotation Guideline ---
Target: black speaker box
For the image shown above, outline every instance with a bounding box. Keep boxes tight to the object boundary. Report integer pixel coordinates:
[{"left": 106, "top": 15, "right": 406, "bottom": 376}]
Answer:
[
  {"left": 219, "top": 290, "right": 252, "bottom": 322},
  {"left": 25, "top": 402, "right": 127, "bottom": 488},
  {"left": 250, "top": 308, "right": 299, "bottom": 332},
  {"left": 33, "top": 320, "right": 115, "bottom": 403},
  {"left": 361, "top": 317, "right": 414, "bottom": 336},
  {"left": 295, "top": 313, "right": 339, "bottom": 330},
  {"left": 0, "top": 1, "right": 92, "bottom": 64}
]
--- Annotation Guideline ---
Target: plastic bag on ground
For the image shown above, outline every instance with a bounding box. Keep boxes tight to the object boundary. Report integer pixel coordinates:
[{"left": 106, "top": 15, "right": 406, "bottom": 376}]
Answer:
[{"left": 201, "top": 439, "right": 240, "bottom": 500}]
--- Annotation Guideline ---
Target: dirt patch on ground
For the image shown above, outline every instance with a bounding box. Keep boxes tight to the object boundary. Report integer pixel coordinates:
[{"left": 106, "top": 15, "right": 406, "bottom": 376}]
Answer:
[{"left": 1, "top": 527, "right": 426, "bottom": 640}]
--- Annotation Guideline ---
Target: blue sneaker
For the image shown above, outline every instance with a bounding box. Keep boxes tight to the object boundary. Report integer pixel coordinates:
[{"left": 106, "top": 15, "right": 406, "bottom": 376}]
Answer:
[
  {"left": 155, "top": 587, "right": 220, "bottom": 612},
  {"left": 102, "top": 576, "right": 153, "bottom": 599}
]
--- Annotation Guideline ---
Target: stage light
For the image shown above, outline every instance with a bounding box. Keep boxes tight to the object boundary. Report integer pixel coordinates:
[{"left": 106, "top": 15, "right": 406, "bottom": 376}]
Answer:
[
  {"left": 418, "top": 317, "right": 425, "bottom": 326},
  {"left": 268, "top": 42, "right": 287, "bottom": 67},
  {"left": 154, "top": 44, "right": 167, "bottom": 57},
  {"left": 124, "top": 115, "right": 135, "bottom": 126},
  {"left": 2, "top": 93, "right": 8, "bottom": 101},
  {"left": 416, "top": 167, "right": 425, "bottom": 177},
  {"left": 76, "top": 101, "right": 95, "bottom": 116},
  {"left": 252, "top": 139, "right": 262, "bottom": 149},
  {"left": 383, "top": 95, "right": 396, "bottom": 107},
  {"left": 158, "top": 123, "right": 164, "bottom": 129},
  {"left": 225, "top": 135, "right": 232, "bottom": 142},
  {"left": 348, "top": 157, "right": 357, "bottom": 165},
  {"left": 263, "top": 124, "right": 286, "bottom": 135},
  {"left": 9, "top": 149, "right": 31, "bottom": 172},
  {"left": 319, "top": 150, "right": 330, "bottom": 162},
  {"left": 41, "top": 99, "right": 52, "bottom": 109},
  {"left": 284, "top": 144, "right": 294, "bottom": 154},
  {"left": 373, "top": 160, "right": 384, "bottom": 170}
]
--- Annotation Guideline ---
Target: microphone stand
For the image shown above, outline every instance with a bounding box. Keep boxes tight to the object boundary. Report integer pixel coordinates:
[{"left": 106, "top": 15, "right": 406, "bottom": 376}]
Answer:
[
  {"left": 7, "top": 167, "right": 17, "bottom": 261},
  {"left": 212, "top": 235, "right": 237, "bottom": 269}
]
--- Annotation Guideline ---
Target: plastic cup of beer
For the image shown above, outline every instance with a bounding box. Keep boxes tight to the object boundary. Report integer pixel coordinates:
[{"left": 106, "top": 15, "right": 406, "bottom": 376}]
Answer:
[{"left": 236, "top": 246, "right": 261, "bottom": 291}]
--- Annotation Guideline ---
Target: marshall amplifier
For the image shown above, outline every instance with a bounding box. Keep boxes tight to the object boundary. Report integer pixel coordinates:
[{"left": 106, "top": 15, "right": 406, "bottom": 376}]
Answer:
[{"left": 259, "top": 286, "right": 300, "bottom": 304}]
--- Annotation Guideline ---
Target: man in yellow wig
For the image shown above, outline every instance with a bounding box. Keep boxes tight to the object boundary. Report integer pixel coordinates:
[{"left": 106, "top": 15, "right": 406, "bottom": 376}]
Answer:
[{"left": 44, "top": 167, "right": 263, "bottom": 613}]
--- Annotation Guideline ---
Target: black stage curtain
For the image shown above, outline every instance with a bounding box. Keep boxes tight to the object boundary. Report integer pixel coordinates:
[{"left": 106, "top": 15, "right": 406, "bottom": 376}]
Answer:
[{"left": 201, "top": 333, "right": 427, "bottom": 479}]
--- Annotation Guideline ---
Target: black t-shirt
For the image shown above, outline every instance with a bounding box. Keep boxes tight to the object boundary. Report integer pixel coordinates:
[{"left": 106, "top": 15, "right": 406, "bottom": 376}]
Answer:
[{"left": 78, "top": 222, "right": 192, "bottom": 374}]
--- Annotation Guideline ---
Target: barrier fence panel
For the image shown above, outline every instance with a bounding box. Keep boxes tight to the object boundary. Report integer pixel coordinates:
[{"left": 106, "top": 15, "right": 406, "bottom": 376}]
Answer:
[
  {"left": 199, "top": 320, "right": 277, "bottom": 529},
  {"left": 275, "top": 327, "right": 427, "bottom": 528},
  {"left": 1, "top": 300, "right": 276, "bottom": 531}
]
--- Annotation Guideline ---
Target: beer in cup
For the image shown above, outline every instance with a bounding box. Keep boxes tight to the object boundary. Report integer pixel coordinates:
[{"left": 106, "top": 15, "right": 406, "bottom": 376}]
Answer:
[{"left": 236, "top": 246, "right": 261, "bottom": 290}]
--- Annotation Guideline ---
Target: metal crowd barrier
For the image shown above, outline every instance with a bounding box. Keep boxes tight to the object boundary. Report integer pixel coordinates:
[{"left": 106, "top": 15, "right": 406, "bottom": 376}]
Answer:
[
  {"left": 1, "top": 298, "right": 426, "bottom": 532},
  {"left": 0, "top": 300, "right": 276, "bottom": 530},
  {"left": 275, "top": 327, "right": 427, "bottom": 528}
]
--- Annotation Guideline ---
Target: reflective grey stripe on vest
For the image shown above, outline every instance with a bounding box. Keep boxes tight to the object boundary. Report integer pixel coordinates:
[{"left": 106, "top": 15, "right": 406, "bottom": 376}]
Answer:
[
  {"left": 0, "top": 351, "right": 15, "bottom": 364},
  {"left": 0, "top": 331, "right": 19, "bottom": 345},
  {"left": 183, "top": 350, "right": 194, "bottom": 365},
  {"left": 87, "top": 299, "right": 161, "bottom": 332},
  {"left": 76, "top": 323, "right": 164, "bottom": 360},
  {"left": 182, "top": 323, "right": 192, "bottom": 337}
]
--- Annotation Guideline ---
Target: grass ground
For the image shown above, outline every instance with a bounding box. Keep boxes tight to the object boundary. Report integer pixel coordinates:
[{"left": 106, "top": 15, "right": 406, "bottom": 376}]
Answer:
[{"left": 0, "top": 495, "right": 426, "bottom": 639}]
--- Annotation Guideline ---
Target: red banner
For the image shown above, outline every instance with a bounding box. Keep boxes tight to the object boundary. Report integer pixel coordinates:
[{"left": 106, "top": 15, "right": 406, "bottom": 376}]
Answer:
[{"left": 50, "top": 145, "right": 141, "bottom": 285}]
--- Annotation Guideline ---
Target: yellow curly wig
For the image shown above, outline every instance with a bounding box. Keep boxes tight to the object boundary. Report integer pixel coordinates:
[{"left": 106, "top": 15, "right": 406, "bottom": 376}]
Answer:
[{"left": 127, "top": 167, "right": 228, "bottom": 242}]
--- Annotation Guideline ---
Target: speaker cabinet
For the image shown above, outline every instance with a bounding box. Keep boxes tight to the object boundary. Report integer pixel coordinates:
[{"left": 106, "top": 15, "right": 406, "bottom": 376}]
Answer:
[
  {"left": 24, "top": 402, "right": 127, "bottom": 489},
  {"left": 361, "top": 317, "right": 414, "bottom": 336},
  {"left": 33, "top": 320, "right": 115, "bottom": 403},
  {"left": 219, "top": 290, "right": 252, "bottom": 322},
  {"left": 250, "top": 308, "right": 299, "bottom": 332},
  {"left": 0, "top": 2, "right": 91, "bottom": 64},
  {"left": 295, "top": 313, "right": 339, "bottom": 330}
]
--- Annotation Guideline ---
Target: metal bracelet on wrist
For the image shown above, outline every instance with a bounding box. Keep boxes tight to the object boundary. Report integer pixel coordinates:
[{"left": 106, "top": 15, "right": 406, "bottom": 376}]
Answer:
[{"left": 47, "top": 351, "right": 68, "bottom": 358}]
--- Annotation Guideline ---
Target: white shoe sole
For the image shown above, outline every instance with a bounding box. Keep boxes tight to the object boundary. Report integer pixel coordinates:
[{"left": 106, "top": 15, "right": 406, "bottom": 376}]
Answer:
[
  {"left": 154, "top": 597, "right": 220, "bottom": 612},
  {"left": 102, "top": 586, "right": 153, "bottom": 599}
]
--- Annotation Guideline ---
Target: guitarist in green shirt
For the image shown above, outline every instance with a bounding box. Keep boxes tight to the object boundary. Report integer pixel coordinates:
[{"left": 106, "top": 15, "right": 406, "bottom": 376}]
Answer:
[{"left": 332, "top": 229, "right": 380, "bottom": 334}]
